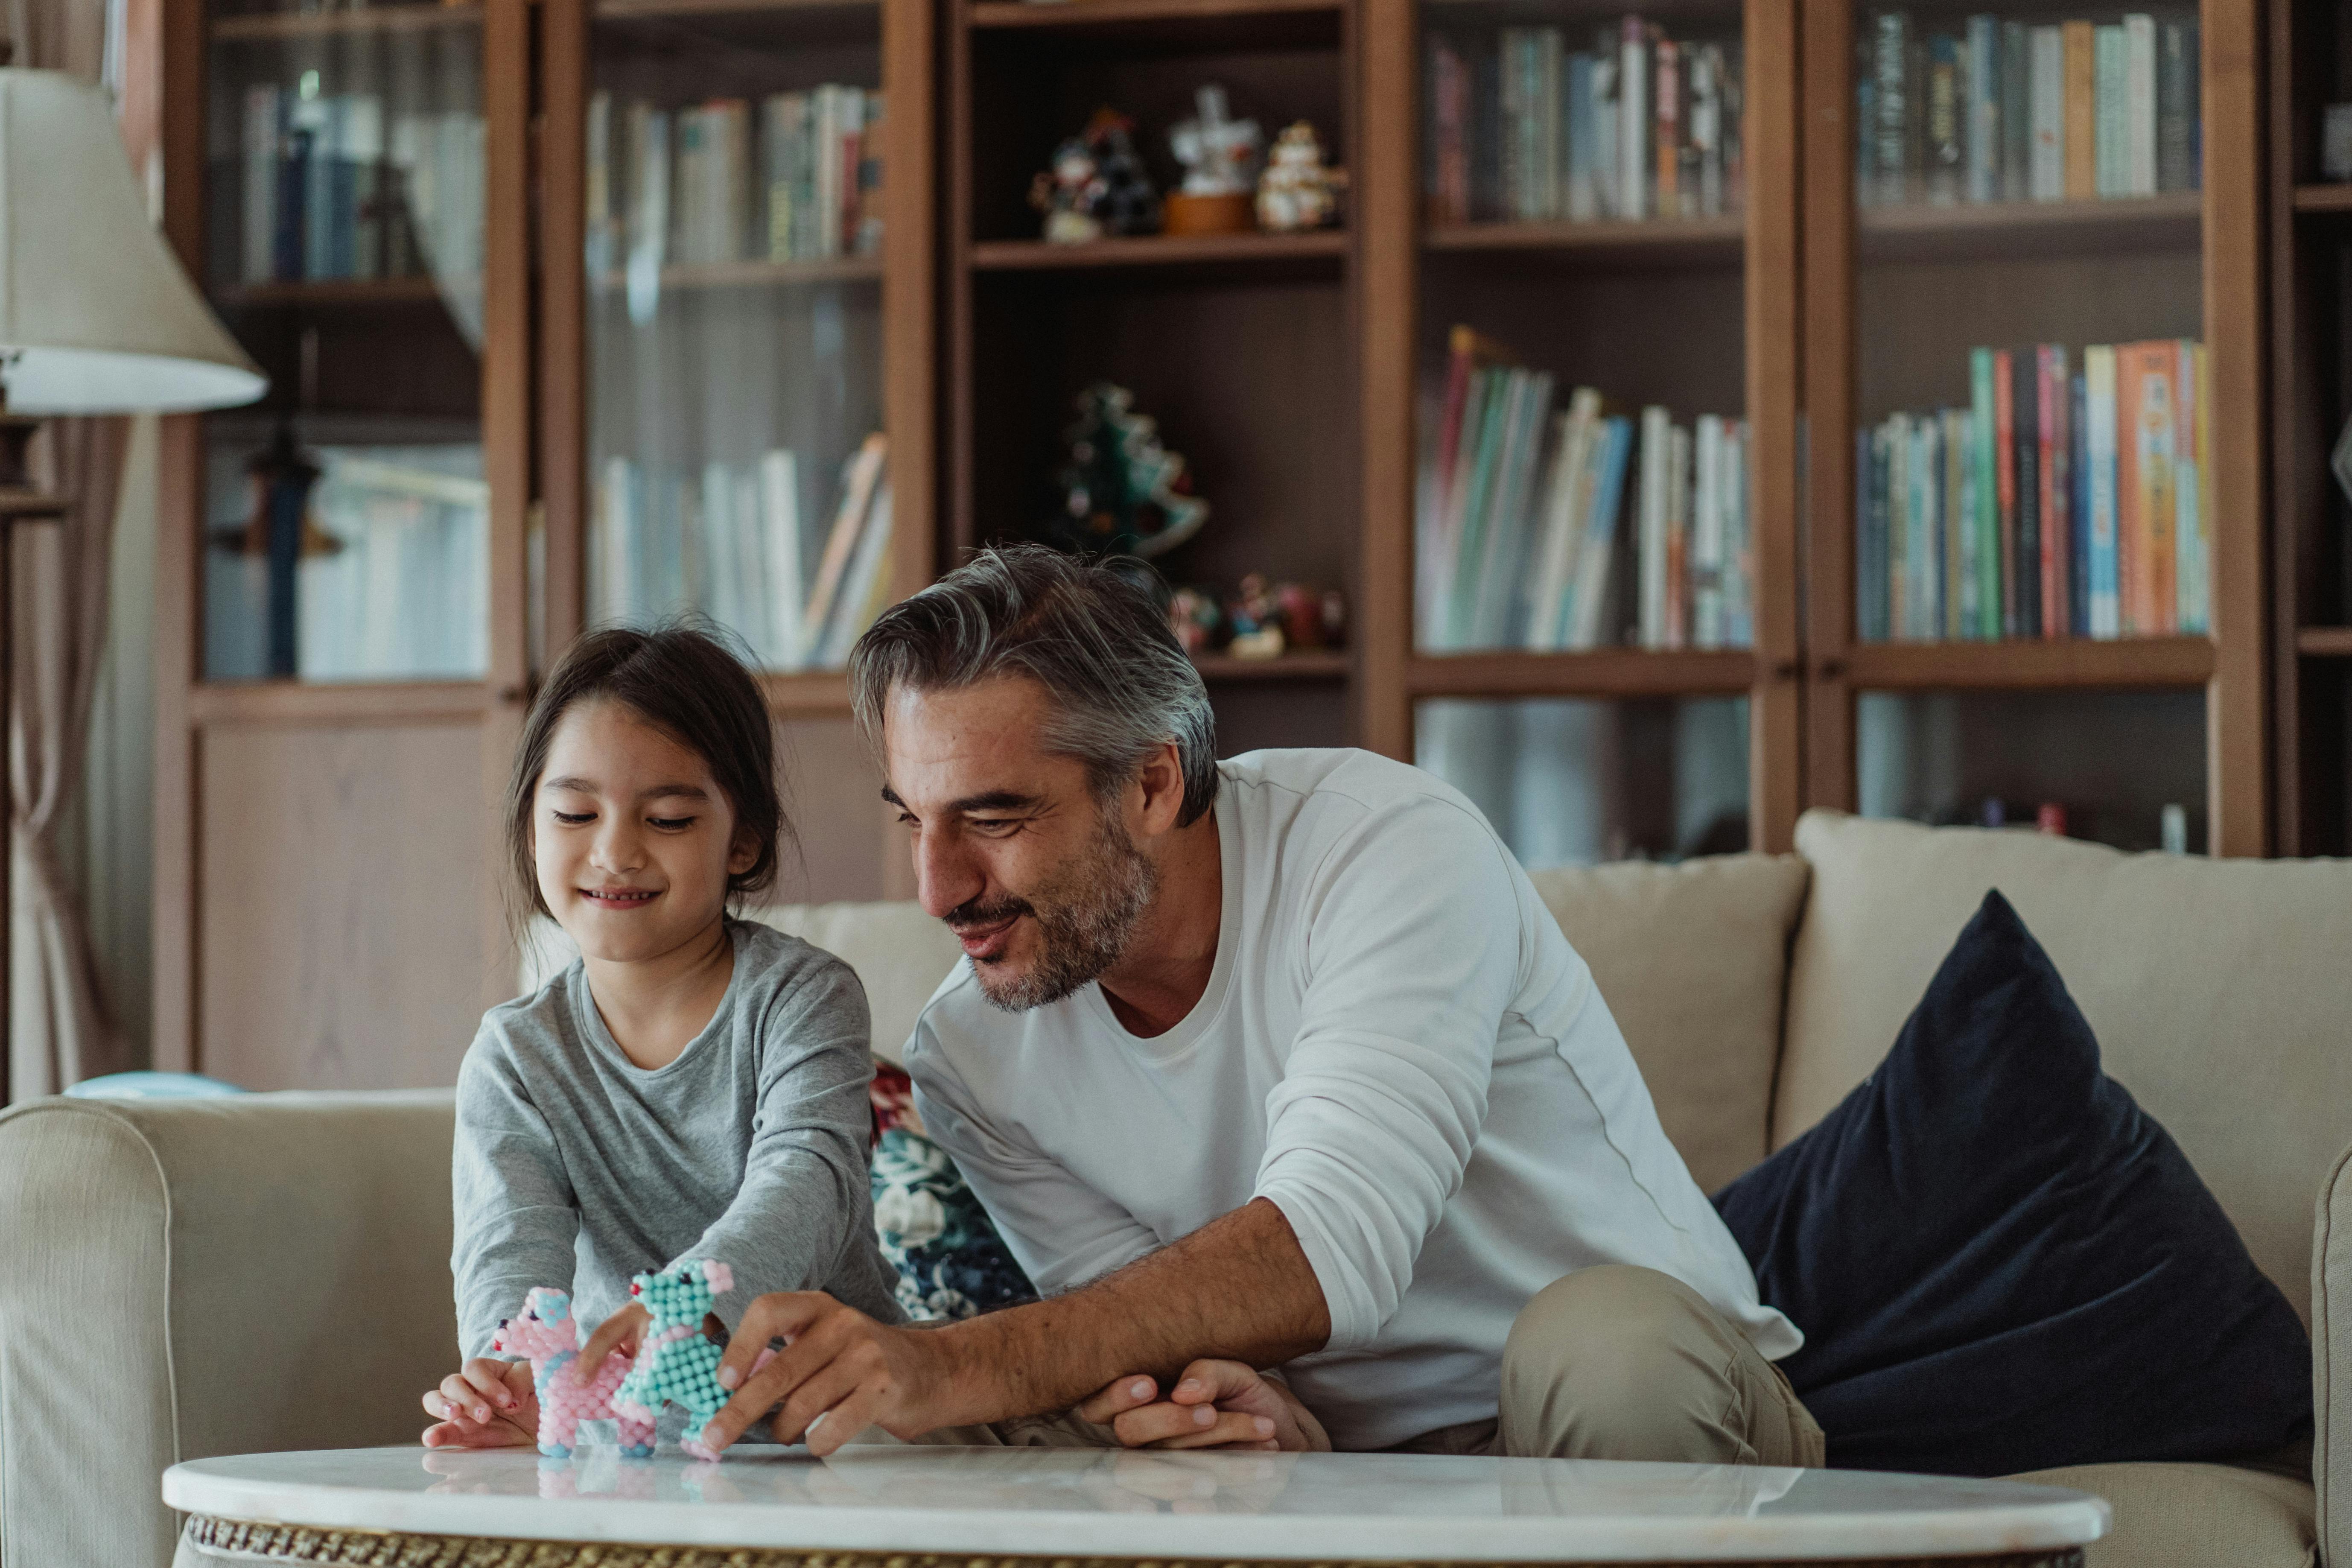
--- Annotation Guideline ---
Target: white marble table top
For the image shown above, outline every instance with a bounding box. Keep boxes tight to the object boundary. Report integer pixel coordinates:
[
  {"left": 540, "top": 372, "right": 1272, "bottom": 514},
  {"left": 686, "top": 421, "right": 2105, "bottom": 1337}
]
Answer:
[{"left": 165, "top": 1444, "right": 2110, "bottom": 1562}]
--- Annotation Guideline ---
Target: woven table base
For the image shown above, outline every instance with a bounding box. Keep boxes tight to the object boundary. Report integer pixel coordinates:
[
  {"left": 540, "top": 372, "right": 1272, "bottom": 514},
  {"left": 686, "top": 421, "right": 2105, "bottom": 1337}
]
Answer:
[{"left": 184, "top": 1516, "right": 2087, "bottom": 1568}]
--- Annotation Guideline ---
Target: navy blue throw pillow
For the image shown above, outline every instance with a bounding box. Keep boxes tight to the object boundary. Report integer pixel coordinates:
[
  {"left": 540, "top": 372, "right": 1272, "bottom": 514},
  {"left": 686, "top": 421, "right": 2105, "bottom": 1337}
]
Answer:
[{"left": 1713, "top": 890, "right": 2311, "bottom": 1476}]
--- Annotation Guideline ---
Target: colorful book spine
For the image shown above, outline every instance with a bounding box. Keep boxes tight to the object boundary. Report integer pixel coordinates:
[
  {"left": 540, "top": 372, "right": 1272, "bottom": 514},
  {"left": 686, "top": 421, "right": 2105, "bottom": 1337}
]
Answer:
[{"left": 2084, "top": 343, "right": 2121, "bottom": 637}]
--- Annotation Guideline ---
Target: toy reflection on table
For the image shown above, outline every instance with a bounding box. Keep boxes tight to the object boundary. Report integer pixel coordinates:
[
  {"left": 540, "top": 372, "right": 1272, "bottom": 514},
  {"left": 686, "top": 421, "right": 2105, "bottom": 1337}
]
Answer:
[
  {"left": 1166, "top": 84, "right": 1263, "bottom": 235},
  {"left": 1030, "top": 108, "right": 1161, "bottom": 243},
  {"left": 1044, "top": 383, "right": 1209, "bottom": 558},
  {"left": 1257, "top": 121, "right": 1347, "bottom": 233},
  {"left": 1170, "top": 574, "right": 1346, "bottom": 660}
]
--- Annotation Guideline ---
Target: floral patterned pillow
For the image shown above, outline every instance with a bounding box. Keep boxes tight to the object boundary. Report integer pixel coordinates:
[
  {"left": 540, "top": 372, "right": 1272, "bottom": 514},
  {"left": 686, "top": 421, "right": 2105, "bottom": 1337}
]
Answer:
[{"left": 870, "top": 1064, "right": 1036, "bottom": 1321}]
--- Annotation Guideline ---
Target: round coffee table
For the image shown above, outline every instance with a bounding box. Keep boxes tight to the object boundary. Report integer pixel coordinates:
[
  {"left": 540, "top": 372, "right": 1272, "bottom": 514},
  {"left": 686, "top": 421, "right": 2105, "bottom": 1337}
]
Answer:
[{"left": 164, "top": 1444, "right": 2108, "bottom": 1566}]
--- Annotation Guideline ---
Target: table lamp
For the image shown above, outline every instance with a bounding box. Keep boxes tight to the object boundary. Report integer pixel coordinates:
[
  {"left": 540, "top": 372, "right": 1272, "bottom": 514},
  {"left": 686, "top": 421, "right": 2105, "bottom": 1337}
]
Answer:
[{"left": 0, "top": 67, "right": 268, "bottom": 1102}]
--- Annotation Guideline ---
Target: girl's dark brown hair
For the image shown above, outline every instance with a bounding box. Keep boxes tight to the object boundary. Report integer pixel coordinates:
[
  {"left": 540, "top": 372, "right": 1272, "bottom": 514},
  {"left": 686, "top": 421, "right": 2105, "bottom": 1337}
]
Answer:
[{"left": 504, "top": 622, "right": 788, "bottom": 930}]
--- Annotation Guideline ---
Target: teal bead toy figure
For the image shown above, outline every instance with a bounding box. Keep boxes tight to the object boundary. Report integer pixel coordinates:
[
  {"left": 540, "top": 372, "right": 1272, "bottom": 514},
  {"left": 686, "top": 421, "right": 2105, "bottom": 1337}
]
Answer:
[{"left": 612, "top": 1259, "right": 768, "bottom": 1460}]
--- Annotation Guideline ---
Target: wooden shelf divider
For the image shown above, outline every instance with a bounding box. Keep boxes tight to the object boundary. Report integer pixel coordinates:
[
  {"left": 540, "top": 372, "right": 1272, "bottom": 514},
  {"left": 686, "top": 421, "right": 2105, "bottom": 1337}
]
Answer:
[
  {"left": 1835, "top": 637, "right": 2218, "bottom": 691},
  {"left": 2298, "top": 627, "right": 2352, "bottom": 657},
  {"left": 1406, "top": 649, "right": 1759, "bottom": 700},
  {"left": 1426, "top": 215, "right": 1744, "bottom": 257},
  {"left": 210, "top": 3, "right": 479, "bottom": 40},
  {"left": 1192, "top": 651, "right": 1351, "bottom": 681},
  {"left": 969, "top": 231, "right": 1347, "bottom": 272},
  {"left": 2292, "top": 182, "right": 2352, "bottom": 212},
  {"left": 967, "top": 0, "right": 1338, "bottom": 29}
]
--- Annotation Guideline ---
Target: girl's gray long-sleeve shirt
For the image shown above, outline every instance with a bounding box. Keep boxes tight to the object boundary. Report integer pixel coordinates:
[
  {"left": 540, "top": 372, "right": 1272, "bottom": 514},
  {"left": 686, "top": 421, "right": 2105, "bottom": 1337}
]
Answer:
[{"left": 452, "top": 920, "right": 906, "bottom": 1361}]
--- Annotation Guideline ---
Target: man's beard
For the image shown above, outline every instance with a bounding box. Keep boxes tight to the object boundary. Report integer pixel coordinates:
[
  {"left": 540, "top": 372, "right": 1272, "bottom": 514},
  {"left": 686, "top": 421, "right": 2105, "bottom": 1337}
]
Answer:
[{"left": 951, "top": 807, "right": 1159, "bottom": 1013}]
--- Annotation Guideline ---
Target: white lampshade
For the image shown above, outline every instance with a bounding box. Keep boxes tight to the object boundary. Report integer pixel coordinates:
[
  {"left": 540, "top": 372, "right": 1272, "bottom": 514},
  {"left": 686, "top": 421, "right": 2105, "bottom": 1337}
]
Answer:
[{"left": 0, "top": 69, "right": 266, "bottom": 415}]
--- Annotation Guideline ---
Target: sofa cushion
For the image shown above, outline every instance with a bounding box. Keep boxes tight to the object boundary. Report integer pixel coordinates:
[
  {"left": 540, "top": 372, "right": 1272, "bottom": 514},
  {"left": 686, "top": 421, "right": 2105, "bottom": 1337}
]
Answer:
[
  {"left": 2006, "top": 1463, "right": 2316, "bottom": 1568},
  {"left": 1528, "top": 853, "right": 1809, "bottom": 1194},
  {"left": 1780, "top": 811, "right": 2352, "bottom": 1322},
  {"left": 1717, "top": 891, "right": 2310, "bottom": 1475}
]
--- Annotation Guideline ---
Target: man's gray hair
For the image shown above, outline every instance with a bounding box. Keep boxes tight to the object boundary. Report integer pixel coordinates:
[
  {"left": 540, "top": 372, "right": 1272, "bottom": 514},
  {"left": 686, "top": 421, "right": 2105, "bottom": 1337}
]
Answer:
[{"left": 848, "top": 544, "right": 1220, "bottom": 825}]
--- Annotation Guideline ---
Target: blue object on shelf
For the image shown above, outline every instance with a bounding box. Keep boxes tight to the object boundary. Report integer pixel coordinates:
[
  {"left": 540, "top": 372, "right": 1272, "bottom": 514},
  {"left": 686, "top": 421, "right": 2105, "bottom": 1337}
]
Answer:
[{"left": 64, "top": 1072, "right": 245, "bottom": 1100}]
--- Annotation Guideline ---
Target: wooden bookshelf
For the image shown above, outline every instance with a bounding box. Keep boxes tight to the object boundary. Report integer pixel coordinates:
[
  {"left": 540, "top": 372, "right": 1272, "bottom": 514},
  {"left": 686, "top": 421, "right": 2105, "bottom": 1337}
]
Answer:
[{"left": 144, "top": 0, "right": 2299, "bottom": 1085}]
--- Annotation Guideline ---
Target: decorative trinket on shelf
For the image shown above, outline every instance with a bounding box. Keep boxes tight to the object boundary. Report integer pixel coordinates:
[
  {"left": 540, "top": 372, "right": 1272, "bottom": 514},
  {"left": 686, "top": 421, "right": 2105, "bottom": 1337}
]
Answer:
[
  {"left": 1165, "top": 85, "right": 1262, "bottom": 235},
  {"left": 1256, "top": 121, "right": 1348, "bottom": 232},
  {"left": 1046, "top": 383, "right": 1209, "bottom": 558},
  {"left": 1276, "top": 579, "right": 1347, "bottom": 649},
  {"left": 1169, "top": 586, "right": 1221, "bottom": 654},
  {"left": 1225, "top": 572, "right": 1285, "bottom": 658},
  {"left": 1029, "top": 108, "right": 1161, "bottom": 243}
]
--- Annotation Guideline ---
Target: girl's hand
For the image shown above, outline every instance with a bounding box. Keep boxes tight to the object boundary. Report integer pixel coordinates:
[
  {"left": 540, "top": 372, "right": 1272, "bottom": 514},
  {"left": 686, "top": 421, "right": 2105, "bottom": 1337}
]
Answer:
[
  {"left": 1077, "top": 1361, "right": 1333, "bottom": 1452},
  {"left": 420, "top": 1358, "right": 537, "bottom": 1448},
  {"left": 574, "top": 1300, "right": 654, "bottom": 1378}
]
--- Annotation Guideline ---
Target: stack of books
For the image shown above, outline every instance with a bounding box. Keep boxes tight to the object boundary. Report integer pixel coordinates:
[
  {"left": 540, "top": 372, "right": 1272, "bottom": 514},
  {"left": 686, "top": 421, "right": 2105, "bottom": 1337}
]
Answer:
[
  {"left": 1856, "top": 339, "right": 2209, "bottom": 643},
  {"left": 1419, "top": 327, "right": 1754, "bottom": 654},
  {"left": 1856, "top": 9, "right": 2200, "bottom": 207},
  {"left": 236, "top": 85, "right": 485, "bottom": 287},
  {"left": 585, "top": 86, "right": 883, "bottom": 287},
  {"left": 1426, "top": 18, "right": 1744, "bottom": 225},
  {"left": 592, "top": 433, "right": 893, "bottom": 671}
]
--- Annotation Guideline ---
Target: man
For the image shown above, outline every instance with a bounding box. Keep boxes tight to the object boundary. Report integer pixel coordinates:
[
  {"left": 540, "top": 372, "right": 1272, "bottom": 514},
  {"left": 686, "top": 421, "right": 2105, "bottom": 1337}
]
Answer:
[{"left": 668, "top": 545, "right": 1816, "bottom": 1464}]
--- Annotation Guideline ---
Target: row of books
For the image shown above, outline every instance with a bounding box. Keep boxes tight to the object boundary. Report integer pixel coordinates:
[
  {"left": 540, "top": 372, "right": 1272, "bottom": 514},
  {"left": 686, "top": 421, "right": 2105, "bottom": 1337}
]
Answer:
[
  {"left": 1856, "top": 339, "right": 2209, "bottom": 643},
  {"left": 206, "top": 445, "right": 489, "bottom": 682},
  {"left": 236, "top": 85, "right": 484, "bottom": 286},
  {"left": 585, "top": 88, "right": 882, "bottom": 303},
  {"left": 1856, "top": 10, "right": 2199, "bottom": 207},
  {"left": 590, "top": 434, "right": 893, "bottom": 671},
  {"left": 1427, "top": 21, "right": 1745, "bottom": 225},
  {"left": 1419, "top": 327, "right": 1754, "bottom": 654}
]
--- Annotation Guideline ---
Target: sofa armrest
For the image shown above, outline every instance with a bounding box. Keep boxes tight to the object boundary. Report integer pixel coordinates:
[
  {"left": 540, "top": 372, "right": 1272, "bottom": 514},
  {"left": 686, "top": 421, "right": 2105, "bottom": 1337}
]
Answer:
[
  {"left": 2315, "top": 1141, "right": 2352, "bottom": 1567},
  {"left": 0, "top": 1092, "right": 458, "bottom": 1568}
]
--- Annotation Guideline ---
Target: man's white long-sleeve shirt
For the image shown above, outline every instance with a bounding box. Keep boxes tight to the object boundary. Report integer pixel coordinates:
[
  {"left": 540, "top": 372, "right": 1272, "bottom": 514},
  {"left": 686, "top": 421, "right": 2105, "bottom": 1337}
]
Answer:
[{"left": 905, "top": 748, "right": 1799, "bottom": 1451}]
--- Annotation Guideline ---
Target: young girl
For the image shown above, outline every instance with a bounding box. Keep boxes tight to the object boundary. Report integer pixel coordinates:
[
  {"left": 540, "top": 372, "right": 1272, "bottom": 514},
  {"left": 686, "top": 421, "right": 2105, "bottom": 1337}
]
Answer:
[{"left": 422, "top": 624, "right": 903, "bottom": 1448}]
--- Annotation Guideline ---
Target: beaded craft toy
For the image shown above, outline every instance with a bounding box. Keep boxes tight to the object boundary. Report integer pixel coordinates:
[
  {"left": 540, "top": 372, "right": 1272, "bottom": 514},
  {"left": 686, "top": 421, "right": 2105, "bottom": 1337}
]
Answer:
[
  {"left": 613, "top": 1258, "right": 756, "bottom": 1461},
  {"left": 492, "top": 1287, "right": 655, "bottom": 1459}
]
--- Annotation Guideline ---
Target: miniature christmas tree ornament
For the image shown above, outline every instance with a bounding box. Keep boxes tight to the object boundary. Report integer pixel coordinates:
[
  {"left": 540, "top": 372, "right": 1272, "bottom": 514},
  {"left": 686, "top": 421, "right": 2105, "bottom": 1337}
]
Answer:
[{"left": 1045, "top": 383, "right": 1209, "bottom": 558}]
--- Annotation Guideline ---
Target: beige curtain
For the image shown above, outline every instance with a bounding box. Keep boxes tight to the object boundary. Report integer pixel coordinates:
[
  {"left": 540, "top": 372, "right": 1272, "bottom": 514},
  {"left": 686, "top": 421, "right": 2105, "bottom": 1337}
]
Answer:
[{"left": 4, "top": 0, "right": 134, "bottom": 1098}]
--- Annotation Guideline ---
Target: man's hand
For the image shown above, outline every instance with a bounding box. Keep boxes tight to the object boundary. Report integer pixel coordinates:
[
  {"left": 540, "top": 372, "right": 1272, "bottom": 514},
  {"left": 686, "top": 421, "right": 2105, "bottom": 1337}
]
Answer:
[
  {"left": 420, "top": 1357, "right": 537, "bottom": 1448},
  {"left": 1078, "top": 1361, "right": 1332, "bottom": 1452},
  {"left": 701, "top": 1292, "right": 948, "bottom": 1457}
]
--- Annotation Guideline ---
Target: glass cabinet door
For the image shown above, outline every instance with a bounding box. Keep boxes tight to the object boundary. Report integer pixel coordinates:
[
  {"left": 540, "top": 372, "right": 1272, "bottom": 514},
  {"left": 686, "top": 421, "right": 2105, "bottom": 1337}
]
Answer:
[
  {"left": 1824, "top": 0, "right": 2218, "bottom": 850},
  {"left": 203, "top": 3, "right": 490, "bottom": 683},
  {"left": 1416, "top": 0, "right": 1756, "bottom": 659},
  {"left": 580, "top": 0, "right": 889, "bottom": 671}
]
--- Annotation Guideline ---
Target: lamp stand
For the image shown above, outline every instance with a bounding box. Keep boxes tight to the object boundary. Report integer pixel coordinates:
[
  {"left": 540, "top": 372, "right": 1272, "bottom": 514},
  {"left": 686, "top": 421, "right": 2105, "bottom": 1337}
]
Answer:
[{"left": 0, "top": 391, "right": 67, "bottom": 1107}]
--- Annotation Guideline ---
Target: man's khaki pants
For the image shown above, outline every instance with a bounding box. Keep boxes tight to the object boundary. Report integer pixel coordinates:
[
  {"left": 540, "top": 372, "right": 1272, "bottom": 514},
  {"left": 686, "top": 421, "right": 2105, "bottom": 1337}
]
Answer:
[{"left": 1398, "top": 1265, "right": 1825, "bottom": 1466}]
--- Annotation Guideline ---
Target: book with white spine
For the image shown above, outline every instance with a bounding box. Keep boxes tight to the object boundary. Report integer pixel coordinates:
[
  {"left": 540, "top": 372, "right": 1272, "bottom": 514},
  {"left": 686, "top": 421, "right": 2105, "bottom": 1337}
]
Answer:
[
  {"left": 243, "top": 85, "right": 281, "bottom": 284},
  {"left": 1619, "top": 19, "right": 1650, "bottom": 220},
  {"left": 760, "top": 450, "right": 805, "bottom": 667},
  {"left": 1525, "top": 388, "right": 1602, "bottom": 650},
  {"left": 1637, "top": 404, "right": 1672, "bottom": 648},
  {"left": 1693, "top": 414, "right": 1725, "bottom": 648},
  {"left": 2123, "top": 14, "right": 2158, "bottom": 196}
]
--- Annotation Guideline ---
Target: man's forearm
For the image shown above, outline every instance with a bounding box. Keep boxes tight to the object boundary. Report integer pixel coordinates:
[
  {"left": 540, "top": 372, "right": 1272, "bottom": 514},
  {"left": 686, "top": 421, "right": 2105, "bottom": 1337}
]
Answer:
[{"left": 928, "top": 1197, "right": 1332, "bottom": 1425}]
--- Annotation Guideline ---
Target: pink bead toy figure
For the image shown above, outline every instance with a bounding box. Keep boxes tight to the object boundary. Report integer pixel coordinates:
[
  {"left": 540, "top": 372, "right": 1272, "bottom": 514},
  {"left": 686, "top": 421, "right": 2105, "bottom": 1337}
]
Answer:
[{"left": 492, "top": 1287, "right": 655, "bottom": 1458}]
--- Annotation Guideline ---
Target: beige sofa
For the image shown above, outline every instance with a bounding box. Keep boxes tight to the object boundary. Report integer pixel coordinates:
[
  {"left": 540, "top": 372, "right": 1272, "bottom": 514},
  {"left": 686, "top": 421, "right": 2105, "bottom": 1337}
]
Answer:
[{"left": 3, "top": 810, "right": 2347, "bottom": 1568}]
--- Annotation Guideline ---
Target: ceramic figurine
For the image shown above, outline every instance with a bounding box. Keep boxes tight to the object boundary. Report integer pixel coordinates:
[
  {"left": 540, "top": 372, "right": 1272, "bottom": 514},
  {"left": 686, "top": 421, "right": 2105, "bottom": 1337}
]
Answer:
[
  {"left": 1256, "top": 121, "right": 1348, "bottom": 233},
  {"left": 1030, "top": 109, "right": 1161, "bottom": 243},
  {"left": 1225, "top": 573, "right": 1286, "bottom": 659},
  {"left": 1046, "top": 383, "right": 1209, "bottom": 558},
  {"left": 1166, "top": 85, "right": 1262, "bottom": 234},
  {"left": 1168, "top": 587, "right": 1222, "bottom": 654}
]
